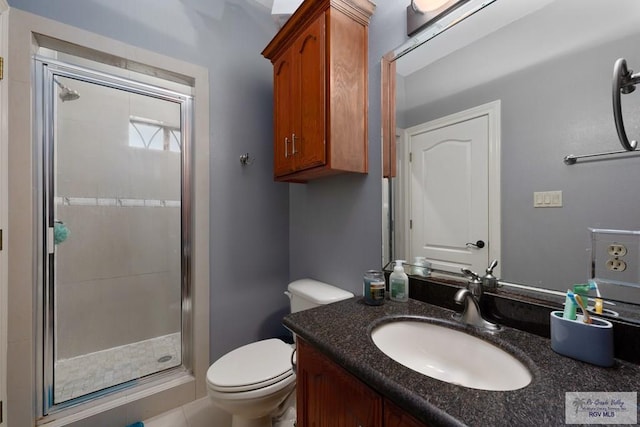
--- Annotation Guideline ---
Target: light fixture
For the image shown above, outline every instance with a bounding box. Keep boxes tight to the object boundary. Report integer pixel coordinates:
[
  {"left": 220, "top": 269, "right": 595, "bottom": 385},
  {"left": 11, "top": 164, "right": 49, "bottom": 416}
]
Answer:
[{"left": 407, "top": 0, "right": 470, "bottom": 36}]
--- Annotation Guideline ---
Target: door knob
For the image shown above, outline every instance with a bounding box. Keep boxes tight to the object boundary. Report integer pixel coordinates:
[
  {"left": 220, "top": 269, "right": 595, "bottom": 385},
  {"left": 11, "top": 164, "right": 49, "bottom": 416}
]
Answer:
[{"left": 466, "top": 240, "right": 485, "bottom": 249}]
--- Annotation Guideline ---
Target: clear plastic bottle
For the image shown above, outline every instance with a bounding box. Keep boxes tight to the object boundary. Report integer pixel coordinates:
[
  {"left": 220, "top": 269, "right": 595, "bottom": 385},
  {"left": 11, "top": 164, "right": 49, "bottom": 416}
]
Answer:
[
  {"left": 389, "top": 260, "right": 409, "bottom": 302},
  {"left": 363, "top": 270, "right": 385, "bottom": 305}
]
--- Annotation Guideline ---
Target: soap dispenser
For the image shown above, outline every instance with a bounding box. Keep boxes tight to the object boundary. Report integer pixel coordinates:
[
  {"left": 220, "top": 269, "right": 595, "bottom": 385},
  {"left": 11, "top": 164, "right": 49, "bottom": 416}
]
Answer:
[{"left": 389, "top": 260, "right": 409, "bottom": 302}]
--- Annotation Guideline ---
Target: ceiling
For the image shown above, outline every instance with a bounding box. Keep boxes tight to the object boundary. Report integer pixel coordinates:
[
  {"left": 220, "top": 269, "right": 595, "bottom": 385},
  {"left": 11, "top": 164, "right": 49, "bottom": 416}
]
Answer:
[{"left": 179, "top": 0, "right": 301, "bottom": 27}]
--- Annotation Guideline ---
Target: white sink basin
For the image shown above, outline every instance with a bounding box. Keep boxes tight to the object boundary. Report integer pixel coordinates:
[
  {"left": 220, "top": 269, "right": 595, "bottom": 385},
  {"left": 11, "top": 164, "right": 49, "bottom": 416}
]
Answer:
[{"left": 371, "top": 320, "right": 532, "bottom": 391}]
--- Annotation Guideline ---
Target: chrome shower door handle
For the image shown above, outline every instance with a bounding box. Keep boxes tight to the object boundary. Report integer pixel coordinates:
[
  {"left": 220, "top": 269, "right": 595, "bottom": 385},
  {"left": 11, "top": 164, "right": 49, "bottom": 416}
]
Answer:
[{"left": 612, "top": 58, "right": 640, "bottom": 151}]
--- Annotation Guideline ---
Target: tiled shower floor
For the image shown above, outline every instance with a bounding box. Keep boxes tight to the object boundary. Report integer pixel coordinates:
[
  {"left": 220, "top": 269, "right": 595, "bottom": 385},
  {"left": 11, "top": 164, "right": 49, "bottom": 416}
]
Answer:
[{"left": 54, "top": 332, "right": 181, "bottom": 403}]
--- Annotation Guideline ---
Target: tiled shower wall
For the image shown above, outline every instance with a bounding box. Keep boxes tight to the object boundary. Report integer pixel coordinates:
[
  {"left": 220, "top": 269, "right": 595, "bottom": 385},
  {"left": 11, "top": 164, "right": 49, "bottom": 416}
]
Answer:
[{"left": 54, "top": 74, "right": 182, "bottom": 359}]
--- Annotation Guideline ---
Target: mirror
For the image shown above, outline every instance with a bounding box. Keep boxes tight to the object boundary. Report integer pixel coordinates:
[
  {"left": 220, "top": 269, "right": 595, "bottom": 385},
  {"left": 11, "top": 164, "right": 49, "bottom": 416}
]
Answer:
[{"left": 382, "top": 0, "right": 640, "bottom": 320}]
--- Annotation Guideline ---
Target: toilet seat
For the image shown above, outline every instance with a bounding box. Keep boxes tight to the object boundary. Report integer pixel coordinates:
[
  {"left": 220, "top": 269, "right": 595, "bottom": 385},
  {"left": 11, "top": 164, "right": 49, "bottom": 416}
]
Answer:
[{"left": 207, "top": 338, "right": 294, "bottom": 393}]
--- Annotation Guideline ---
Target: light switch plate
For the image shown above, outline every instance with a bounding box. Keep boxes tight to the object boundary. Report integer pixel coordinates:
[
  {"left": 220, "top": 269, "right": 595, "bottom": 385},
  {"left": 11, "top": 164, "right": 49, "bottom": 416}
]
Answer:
[{"left": 533, "top": 190, "right": 562, "bottom": 207}]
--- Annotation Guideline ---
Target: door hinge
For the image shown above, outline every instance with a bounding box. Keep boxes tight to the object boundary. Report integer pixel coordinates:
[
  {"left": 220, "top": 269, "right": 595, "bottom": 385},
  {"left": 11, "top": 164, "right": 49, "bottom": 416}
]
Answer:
[
  {"left": 409, "top": 152, "right": 412, "bottom": 162},
  {"left": 1, "top": 400, "right": 3, "bottom": 423},
  {"left": 0, "top": 229, "right": 2, "bottom": 250},
  {"left": 409, "top": 219, "right": 413, "bottom": 229},
  {"left": 0, "top": 57, "right": 3, "bottom": 80}
]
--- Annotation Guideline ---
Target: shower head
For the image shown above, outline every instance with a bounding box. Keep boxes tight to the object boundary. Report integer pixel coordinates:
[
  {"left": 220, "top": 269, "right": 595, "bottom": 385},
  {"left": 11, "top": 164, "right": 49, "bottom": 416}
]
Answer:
[{"left": 54, "top": 78, "right": 80, "bottom": 102}]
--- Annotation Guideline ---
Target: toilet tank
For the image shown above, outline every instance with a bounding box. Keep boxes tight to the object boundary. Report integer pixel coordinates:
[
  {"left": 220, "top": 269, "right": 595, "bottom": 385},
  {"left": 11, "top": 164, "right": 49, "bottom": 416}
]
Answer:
[{"left": 287, "top": 279, "right": 354, "bottom": 313}]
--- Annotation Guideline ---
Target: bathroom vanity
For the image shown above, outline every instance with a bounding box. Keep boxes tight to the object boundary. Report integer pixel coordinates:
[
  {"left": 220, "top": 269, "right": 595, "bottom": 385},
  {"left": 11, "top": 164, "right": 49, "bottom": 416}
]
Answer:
[
  {"left": 286, "top": 297, "right": 640, "bottom": 426},
  {"left": 297, "top": 338, "right": 425, "bottom": 427}
]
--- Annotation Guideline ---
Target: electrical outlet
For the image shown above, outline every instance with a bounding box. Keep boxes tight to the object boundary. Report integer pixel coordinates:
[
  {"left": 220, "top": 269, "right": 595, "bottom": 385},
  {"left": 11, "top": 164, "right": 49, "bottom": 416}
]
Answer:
[
  {"left": 590, "top": 228, "right": 639, "bottom": 286},
  {"left": 607, "top": 244, "right": 627, "bottom": 257},
  {"left": 606, "top": 258, "right": 627, "bottom": 272}
]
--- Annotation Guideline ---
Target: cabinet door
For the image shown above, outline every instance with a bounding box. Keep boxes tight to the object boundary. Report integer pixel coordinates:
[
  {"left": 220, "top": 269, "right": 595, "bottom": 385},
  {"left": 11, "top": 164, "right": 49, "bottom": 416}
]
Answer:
[
  {"left": 297, "top": 339, "right": 382, "bottom": 427},
  {"left": 273, "top": 50, "right": 296, "bottom": 176},
  {"left": 292, "top": 13, "right": 326, "bottom": 172},
  {"left": 384, "top": 399, "right": 430, "bottom": 427}
]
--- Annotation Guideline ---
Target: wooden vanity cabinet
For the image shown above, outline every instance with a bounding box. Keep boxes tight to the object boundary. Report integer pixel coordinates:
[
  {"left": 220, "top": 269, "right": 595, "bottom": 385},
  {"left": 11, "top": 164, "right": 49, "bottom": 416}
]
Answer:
[
  {"left": 262, "top": 0, "right": 375, "bottom": 182},
  {"left": 296, "top": 339, "right": 430, "bottom": 427},
  {"left": 296, "top": 338, "right": 382, "bottom": 426},
  {"left": 384, "top": 400, "right": 429, "bottom": 427}
]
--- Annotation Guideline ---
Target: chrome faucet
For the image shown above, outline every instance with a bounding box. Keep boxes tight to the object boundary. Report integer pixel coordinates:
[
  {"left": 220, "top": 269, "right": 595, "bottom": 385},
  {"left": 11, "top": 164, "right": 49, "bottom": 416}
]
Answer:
[{"left": 454, "top": 268, "right": 499, "bottom": 331}]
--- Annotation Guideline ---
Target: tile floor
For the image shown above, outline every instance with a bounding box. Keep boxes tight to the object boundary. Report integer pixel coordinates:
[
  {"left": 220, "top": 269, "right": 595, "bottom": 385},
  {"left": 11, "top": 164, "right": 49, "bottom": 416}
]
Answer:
[
  {"left": 55, "top": 333, "right": 182, "bottom": 403},
  {"left": 55, "top": 333, "right": 297, "bottom": 426},
  {"left": 142, "top": 398, "right": 231, "bottom": 427},
  {"left": 143, "top": 395, "right": 296, "bottom": 427}
]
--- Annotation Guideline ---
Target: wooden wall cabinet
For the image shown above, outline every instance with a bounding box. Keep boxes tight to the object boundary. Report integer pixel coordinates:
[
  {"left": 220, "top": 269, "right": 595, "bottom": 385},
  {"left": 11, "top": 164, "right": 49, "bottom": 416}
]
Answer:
[
  {"left": 262, "top": 0, "right": 375, "bottom": 182},
  {"left": 296, "top": 339, "right": 430, "bottom": 427}
]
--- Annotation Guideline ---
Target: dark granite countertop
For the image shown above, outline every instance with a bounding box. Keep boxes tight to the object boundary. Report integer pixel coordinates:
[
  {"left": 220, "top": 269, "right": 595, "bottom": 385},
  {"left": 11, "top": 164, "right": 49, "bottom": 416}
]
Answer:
[{"left": 283, "top": 297, "right": 640, "bottom": 427}]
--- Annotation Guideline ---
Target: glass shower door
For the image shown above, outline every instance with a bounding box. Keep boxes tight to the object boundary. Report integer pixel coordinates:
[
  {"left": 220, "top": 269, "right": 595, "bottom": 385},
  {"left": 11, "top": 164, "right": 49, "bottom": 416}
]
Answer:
[{"left": 38, "top": 59, "right": 191, "bottom": 411}]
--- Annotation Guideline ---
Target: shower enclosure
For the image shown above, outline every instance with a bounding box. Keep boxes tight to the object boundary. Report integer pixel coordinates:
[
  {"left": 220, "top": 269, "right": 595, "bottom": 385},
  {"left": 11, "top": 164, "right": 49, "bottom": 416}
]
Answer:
[{"left": 34, "top": 53, "right": 193, "bottom": 414}]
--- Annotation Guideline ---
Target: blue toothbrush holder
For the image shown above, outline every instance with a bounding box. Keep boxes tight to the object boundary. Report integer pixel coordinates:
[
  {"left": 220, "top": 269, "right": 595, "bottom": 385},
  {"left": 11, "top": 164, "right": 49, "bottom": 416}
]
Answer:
[{"left": 550, "top": 311, "right": 614, "bottom": 367}]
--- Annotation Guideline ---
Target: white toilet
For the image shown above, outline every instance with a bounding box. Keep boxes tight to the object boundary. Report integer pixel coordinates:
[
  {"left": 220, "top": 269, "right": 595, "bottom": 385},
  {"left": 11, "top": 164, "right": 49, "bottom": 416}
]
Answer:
[{"left": 206, "top": 279, "right": 354, "bottom": 427}]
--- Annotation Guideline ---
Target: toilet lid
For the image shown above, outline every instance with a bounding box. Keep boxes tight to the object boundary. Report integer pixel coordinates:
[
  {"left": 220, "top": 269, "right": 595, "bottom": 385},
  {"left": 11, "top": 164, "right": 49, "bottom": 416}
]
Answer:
[{"left": 207, "top": 339, "right": 294, "bottom": 392}]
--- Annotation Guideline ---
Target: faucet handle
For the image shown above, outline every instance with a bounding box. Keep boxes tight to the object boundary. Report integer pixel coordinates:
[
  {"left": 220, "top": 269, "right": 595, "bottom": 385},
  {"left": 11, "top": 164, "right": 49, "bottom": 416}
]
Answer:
[
  {"left": 486, "top": 259, "right": 498, "bottom": 274},
  {"left": 461, "top": 268, "right": 483, "bottom": 298},
  {"left": 461, "top": 268, "right": 480, "bottom": 281},
  {"left": 482, "top": 259, "right": 500, "bottom": 290}
]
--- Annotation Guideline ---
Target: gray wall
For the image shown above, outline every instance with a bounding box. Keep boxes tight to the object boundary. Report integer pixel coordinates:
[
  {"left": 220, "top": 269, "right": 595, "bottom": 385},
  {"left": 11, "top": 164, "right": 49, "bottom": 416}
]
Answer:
[
  {"left": 399, "top": 32, "right": 640, "bottom": 295},
  {"left": 9, "top": 0, "right": 290, "bottom": 361},
  {"left": 288, "top": 2, "right": 406, "bottom": 294},
  {"left": 12, "top": 0, "right": 640, "bottom": 361},
  {"left": 9, "top": 0, "right": 423, "bottom": 361}
]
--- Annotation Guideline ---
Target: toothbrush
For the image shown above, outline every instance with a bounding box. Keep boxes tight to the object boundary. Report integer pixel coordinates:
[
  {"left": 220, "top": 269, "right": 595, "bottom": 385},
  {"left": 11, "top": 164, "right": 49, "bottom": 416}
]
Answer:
[
  {"left": 562, "top": 289, "right": 577, "bottom": 320},
  {"left": 568, "top": 291, "right": 592, "bottom": 324},
  {"left": 594, "top": 298, "right": 604, "bottom": 315},
  {"left": 589, "top": 280, "right": 604, "bottom": 315}
]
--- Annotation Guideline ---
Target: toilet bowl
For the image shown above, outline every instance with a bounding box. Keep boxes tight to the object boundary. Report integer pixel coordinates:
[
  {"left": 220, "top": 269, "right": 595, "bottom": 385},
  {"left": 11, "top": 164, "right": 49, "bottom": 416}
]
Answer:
[
  {"left": 206, "top": 279, "right": 354, "bottom": 427},
  {"left": 207, "top": 339, "right": 295, "bottom": 427}
]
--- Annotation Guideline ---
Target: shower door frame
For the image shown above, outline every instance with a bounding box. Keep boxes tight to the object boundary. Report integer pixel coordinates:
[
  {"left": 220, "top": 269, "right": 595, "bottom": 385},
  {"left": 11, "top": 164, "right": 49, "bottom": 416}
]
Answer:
[{"left": 34, "top": 56, "right": 194, "bottom": 417}]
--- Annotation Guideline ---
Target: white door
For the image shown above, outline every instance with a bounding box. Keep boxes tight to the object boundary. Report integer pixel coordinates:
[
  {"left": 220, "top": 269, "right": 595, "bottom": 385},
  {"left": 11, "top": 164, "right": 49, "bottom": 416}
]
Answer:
[{"left": 406, "top": 102, "right": 500, "bottom": 275}]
